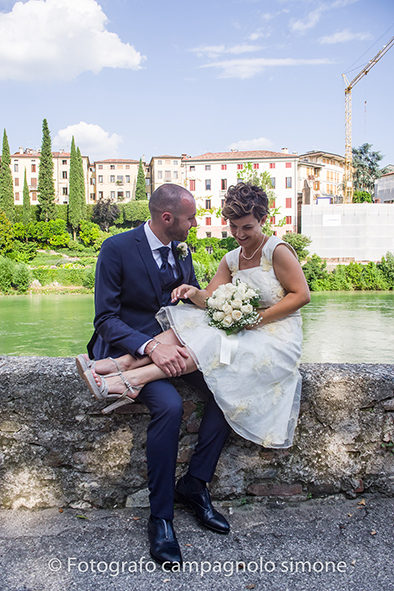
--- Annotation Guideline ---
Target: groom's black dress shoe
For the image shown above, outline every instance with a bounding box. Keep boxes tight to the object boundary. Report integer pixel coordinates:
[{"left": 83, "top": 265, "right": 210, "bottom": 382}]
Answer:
[
  {"left": 148, "top": 515, "right": 182, "bottom": 568},
  {"left": 175, "top": 475, "right": 230, "bottom": 534}
]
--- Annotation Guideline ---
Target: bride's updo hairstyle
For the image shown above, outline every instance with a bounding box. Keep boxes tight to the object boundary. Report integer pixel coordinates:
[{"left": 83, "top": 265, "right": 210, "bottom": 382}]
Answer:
[{"left": 222, "top": 182, "right": 269, "bottom": 221}]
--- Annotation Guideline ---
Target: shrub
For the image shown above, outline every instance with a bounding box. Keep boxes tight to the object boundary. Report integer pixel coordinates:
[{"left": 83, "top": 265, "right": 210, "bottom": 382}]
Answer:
[
  {"left": 82, "top": 267, "right": 96, "bottom": 289},
  {"left": 302, "top": 254, "right": 330, "bottom": 290},
  {"left": 329, "top": 265, "right": 353, "bottom": 290},
  {"left": 32, "top": 267, "right": 57, "bottom": 285},
  {"left": 12, "top": 263, "right": 32, "bottom": 293},
  {"left": 7, "top": 241, "right": 38, "bottom": 263},
  {"left": 0, "top": 256, "right": 13, "bottom": 293},
  {"left": 378, "top": 252, "right": 394, "bottom": 289},
  {"left": 359, "top": 262, "right": 389, "bottom": 290},
  {"left": 282, "top": 233, "right": 311, "bottom": 261}
]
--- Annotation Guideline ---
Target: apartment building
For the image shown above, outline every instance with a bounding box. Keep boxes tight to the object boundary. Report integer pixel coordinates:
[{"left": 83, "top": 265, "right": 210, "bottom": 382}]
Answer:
[
  {"left": 94, "top": 159, "right": 142, "bottom": 202},
  {"left": 182, "top": 149, "right": 299, "bottom": 239},
  {"left": 149, "top": 156, "right": 184, "bottom": 193},
  {"left": 298, "top": 151, "right": 345, "bottom": 205},
  {"left": 10, "top": 147, "right": 90, "bottom": 205}
]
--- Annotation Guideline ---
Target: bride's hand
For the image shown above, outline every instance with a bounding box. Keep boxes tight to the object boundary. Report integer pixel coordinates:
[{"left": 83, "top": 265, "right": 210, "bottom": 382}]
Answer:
[{"left": 171, "top": 284, "right": 199, "bottom": 303}]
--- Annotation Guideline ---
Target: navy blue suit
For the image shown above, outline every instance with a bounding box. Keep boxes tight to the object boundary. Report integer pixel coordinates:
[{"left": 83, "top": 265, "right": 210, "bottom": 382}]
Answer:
[{"left": 88, "top": 223, "right": 230, "bottom": 519}]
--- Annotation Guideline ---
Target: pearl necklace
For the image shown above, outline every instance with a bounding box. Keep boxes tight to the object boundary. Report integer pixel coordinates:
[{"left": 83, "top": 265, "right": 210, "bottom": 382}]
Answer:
[{"left": 241, "top": 237, "right": 267, "bottom": 260}]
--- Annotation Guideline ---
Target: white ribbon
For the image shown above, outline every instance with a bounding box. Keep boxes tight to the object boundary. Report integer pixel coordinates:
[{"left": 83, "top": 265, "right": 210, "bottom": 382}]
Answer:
[{"left": 219, "top": 333, "right": 239, "bottom": 365}]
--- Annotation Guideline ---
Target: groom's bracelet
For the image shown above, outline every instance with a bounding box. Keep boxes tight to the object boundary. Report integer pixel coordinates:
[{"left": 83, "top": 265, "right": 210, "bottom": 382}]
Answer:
[{"left": 146, "top": 339, "right": 160, "bottom": 357}]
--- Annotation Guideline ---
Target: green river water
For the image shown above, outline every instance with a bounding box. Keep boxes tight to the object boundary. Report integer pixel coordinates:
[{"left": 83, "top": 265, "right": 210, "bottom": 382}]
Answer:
[{"left": 0, "top": 292, "right": 393, "bottom": 362}]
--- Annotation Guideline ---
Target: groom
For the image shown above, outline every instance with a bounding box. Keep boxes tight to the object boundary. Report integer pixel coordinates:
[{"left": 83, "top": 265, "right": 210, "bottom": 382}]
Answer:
[{"left": 87, "top": 184, "right": 231, "bottom": 567}]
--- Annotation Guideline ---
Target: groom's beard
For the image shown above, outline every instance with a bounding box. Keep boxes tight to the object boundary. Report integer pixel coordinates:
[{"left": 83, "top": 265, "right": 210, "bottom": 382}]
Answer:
[{"left": 169, "top": 220, "right": 189, "bottom": 242}]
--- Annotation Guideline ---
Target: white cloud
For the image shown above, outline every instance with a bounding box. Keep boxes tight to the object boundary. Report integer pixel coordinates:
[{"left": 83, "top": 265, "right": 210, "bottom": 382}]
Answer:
[
  {"left": 0, "top": 0, "right": 145, "bottom": 81},
  {"left": 228, "top": 137, "right": 274, "bottom": 151},
  {"left": 54, "top": 122, "right": 122, "bottom": 160},
  {"left": 319, "top": 28, "right": 372, "bottom": 44},
  {"left": 290, "top": 0, "right": 359, "bottom": 34},
  {"left": 201, "top": 57, "right": 333, "bottom": 79},
  {"left": 191, "top": 44, "right": 263, "bottom": 59}
]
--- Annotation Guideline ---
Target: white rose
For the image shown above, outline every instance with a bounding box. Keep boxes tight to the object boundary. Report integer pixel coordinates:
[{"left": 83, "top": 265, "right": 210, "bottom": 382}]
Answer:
[
  {"left": 245, "top": 288, "right": 257, "bottom": 299},
  {"left": 222, "top": 315, "right": 233, "bottom": 327},
  {"left": 236, "top": 282, "right": 247, "bottom": 294},
  {"left": 231, "top": 299, "right": 242, "bottom": 309},
  {"left": 214, "top": 297, "right": 226, "bottom": 310},
  {"left": 231, "top": 309, "right": 242, "bottom": 321},
  {"left": 207, "top": 297, "right": 214, "bottom": 308},
  {"left": 241, "top": 303, "right": 253, "bottom": 314},
  {"left": 224, "top": 285, "right": 236, "bottom": 298},
  {"left": 222, "top": 302, "right": 233, "bottom": 315},
  {"left": 213, "top": 311, "right": 225, "bottom": 321}
]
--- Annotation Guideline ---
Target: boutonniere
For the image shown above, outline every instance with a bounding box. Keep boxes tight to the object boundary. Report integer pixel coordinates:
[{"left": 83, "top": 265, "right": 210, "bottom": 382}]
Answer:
[{"left": 176, "top": 242, "right": 188, "bottom": 261}]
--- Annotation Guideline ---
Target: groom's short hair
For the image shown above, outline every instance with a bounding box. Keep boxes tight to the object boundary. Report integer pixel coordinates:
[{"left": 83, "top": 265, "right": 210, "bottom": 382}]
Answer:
[{"left": 149, "top": 184, "right": 192, "bottom": 219}]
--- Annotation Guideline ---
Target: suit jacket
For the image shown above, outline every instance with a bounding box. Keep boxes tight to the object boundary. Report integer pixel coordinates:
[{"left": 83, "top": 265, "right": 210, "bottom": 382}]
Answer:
[{"left": 88, "top": 223, "right": 199, "bottom": 360}]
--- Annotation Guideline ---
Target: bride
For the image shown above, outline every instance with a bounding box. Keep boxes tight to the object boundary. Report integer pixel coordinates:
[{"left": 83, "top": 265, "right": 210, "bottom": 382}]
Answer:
[{"left": 78, "top": 183, "right": 310, "bottom": 448}]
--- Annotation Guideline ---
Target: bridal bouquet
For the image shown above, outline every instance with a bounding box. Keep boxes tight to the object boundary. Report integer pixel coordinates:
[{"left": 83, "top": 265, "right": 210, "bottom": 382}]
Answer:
[{"left": 206, "top": 280, "right": 261, "bottom": 335}]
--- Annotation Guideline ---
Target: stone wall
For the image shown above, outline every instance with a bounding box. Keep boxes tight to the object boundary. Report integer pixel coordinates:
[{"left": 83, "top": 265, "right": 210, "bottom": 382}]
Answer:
[{"left": 0, "top": 357, "right": 393, "bottom": 510}]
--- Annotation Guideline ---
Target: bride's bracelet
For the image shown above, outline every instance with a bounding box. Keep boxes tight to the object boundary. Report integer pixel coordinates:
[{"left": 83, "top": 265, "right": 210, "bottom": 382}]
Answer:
[{"left": 146, "top": 339, "right": 160, "bottom": 357}]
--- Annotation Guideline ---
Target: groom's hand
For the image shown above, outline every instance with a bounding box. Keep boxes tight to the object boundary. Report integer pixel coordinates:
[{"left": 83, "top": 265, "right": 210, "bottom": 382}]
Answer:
[{"left": 146, "top": 343, "right": 189, "bottom": 377}]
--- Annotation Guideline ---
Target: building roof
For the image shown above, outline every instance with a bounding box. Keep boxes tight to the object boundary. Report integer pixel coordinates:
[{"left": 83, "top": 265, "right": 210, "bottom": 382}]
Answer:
[
  {"left": 380, "top": 171, "right": 394, "bottom": 178},
  {"left": 11, "top": 151, "right": 89, "bottom": 159},
  {"left": 299, "top": 150, "right": 345, "bottom": 162},
  {"left": 183, "top": 150, "right": 296, "bottom": 162},
  {"left": 151, "top": 155, "right": 180, "bottom": 159},
  {"left": 94, "top": 159, "right": 140, "bottom": 164}
]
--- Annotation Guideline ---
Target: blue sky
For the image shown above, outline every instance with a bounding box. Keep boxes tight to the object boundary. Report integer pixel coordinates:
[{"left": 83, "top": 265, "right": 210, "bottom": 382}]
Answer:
[{"left": 0, "top": 0, "right": 393, "bottom": 165}]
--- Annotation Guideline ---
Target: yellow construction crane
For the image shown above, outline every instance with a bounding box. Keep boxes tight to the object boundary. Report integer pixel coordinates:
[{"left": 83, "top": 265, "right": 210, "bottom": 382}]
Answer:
[{"left": 342, "top": 36, "right": 394, "bottom": 203}]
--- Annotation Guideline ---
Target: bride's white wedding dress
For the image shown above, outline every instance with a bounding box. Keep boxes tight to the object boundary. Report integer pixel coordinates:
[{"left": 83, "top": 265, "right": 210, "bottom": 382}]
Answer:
[{"left": 156, "top": 236, "right": 303, "bottom": 448}]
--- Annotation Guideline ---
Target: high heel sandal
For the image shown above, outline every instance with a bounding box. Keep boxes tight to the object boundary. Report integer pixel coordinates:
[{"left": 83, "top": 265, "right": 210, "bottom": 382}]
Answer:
[
  {"left": 76, "top": 354, "right": 121, "bottom": 380},
  {"left": 82, "top": 368, "right": 142, "bottom": 415}
]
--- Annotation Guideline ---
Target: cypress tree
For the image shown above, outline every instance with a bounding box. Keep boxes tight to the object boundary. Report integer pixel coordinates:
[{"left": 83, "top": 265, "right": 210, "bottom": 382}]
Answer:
[
  {"left": 77, "top": 146, "right": 86, "bottom": 219},
  {"left": 68, "top": 136, "right": 82, "bottom": 239},
  {"left": 38, "top": 118, "right": 56, "bottom": 221},
  {"left": 135, "top": 158, "right": 146, "bottom": 200},
  {"left": 22, "top": 169, "right": 31, "bottom": 225},
  {"left": 0, "top": 129, "right": 15, "bottom": 221}
]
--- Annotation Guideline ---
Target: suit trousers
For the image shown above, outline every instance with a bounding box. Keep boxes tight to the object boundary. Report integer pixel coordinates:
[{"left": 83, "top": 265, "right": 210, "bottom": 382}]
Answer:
[{"left": 137, "top": 371, "right": 231, "bottom": 520}]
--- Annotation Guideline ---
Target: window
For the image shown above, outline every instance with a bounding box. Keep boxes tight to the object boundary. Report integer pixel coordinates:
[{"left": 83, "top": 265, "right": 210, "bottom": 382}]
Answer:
[
  {"left": 206, "top": 217, "right": 211, "bottom": 226},
  {"left": 62, "top": 171, "right": 67, "bottom": 179},
  {"left": 286, "top": 162, "right": 291, "bottom": 168},
  {"left": 32, "top": 192, "right": 37, "bottom": 201},
  {"left": 98, "top": 191, "right": 103, "bottom": 199},
  {"left": 126, "top": 191, "right": 130, "bottom": 198},
  {"left": 125, "top": 165, "right": 130, "bottom": 169},
  {"left": 158, "top": 171, "right": 163, "bottom": 179},
  {"left": 98, "top": 165, "right": 103, "bottom": 169},
  {"left": 205, "top": 179, "right": 211, "bottom": 191},
  {"left": 15, "top": 192, "right": 20, "bottom": 200},
  {"left": 117, "top": 191, "right": 124, "bottom": 200},
  {"left": 117, "top": 175, "right": 123, "bottom": 182},
  {"left": 314, "top": 181, "right": 320, "bottom": 191},
  {"left": 271, "top": 199, "right": 275, "bottom": 207},
  {"left": 118, "top": 164, "right": 123, "bottom": 169},
  {"left": 90, "top": 193, "right": 96, "bottom": 201},
  {"left": 221, "top": 179, "right": 227, "bottom": 191},
  {"left": 285, "top": 177, "right": 292, "bottom": 188},
  {"left": 189, "top": 179, "right": 195, "bottom": 191},
  {"left": 62, "top": 159, "right": 67, "bottom": 165},
  {"left": 269, "top": 163, "right": 275, "bottom": 169},
  {"left": 173, "top": 160, "right": 178, "bottom": 166},
  {"left": 173, "top": 171, "right": 178, "bottom": 179},
  {"left": 205, "top": 165, "right": 211, "bottom": 171},
  {"left": 221, "top": 164, "right": 227, "bottom": 170},
  {"left": 205, "top": 199, "right": 211, "bottom": 209},
  {"left": 62, "top": 187, "right": 68, "bottom": 195},
  {"left": 157, "top": 160, "right": 162, "bottom": 165},
  {"left": 165, "top": 160, "right": 170, "bottom": 165},
  {"left": 221, "top": 231, "right": 227, "bottom": 238},
  {"left": 110, "top": 165, "right": 115, "bottom": 169},
  {"left": 110, "top": 191, "right": 115, "bottom": 199},
  {"left": 286, "top": 198, "right": 292, "bottom": 208},
  {"left": 253, "top": 163, "right": 259, "bottom": 169},
  {"left": 221, "top": 218, "right": 227, "bottom": 225},
  {"left": 237, "top": 164, "right": 243, "bottom": 170},
  {"left": 31, "top": 164, "right": 36, "bottom": 173},
  {"left": 110, "top": 175, "right": 115, "bottom": 183},
  {"left": 221, "top": 199, "right": 225, "bottom": 207},
  {"left": 270, "top": 177, "right": 276, "bottom": 189},
  {"left": 31, "top": 178, "right": 37, "bottom": 187},
  {"left": 98, "top": 175, "right": 103, "bottom": 183},
  {"left": 14, "top": 178, "right": 19, "bottom": 186},
  {"left": 165, "top": 170, "right": 171, "bottom": 181},
  {"left": 189, "top": 165, "right": 195, "bottom": 171},
  {"left": 14, "top": 163, "right": 18, "bottom": 172},
  {"left": 206, "top": 232, "right": 211, "bottom": 238},
  {"left": 270, "top": 216, "right": 275, "bottom": 224},
  {"left": 286, "top": 216, "right": 292, "bottom": 225},
  {"left": 125, "top": 175, "right": 130, "bottom": 183}
]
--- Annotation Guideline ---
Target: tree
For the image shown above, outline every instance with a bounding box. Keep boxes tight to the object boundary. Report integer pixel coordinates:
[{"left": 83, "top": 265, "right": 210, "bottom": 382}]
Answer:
[
  {"left": 352, "top": 143, "right": 386, "bottom": 193},
  {"left": 68, "top": 137, "right": 83, "bottom": 239},
  {"left": 237, "top": 163, "right": 285, "bottom": 234},
  {"left": 38, "top": 118, "right": 56, "bottom": 221},
  {"left": 77, "top": 146, "right": 86, "bottom": 219},
  {"left": 282, "top": 233, "right": 311, "bottom": 260},
  {"left": 0, "top": 129, "right": 15, "bottom": 221},
  {"left": 22, "top": 169, "right": 31, "bottom": 225},
  {"left": 92, "top": 198, "right": 119, "bottom": 231},
  {"left": 135, "top": 158, "right": 146, "bottom": 200},
  {"left": 353, "top": 190, "right": 373, "bottom": 203}
]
